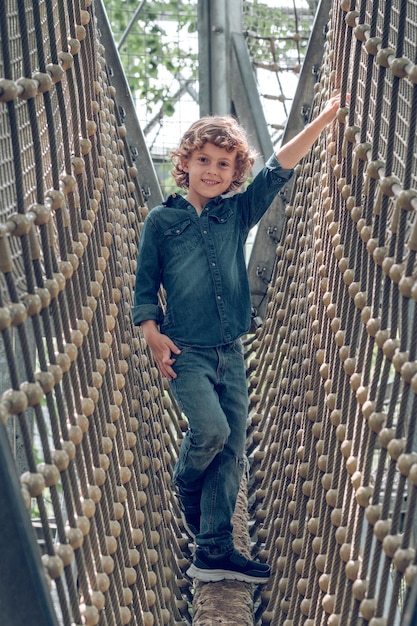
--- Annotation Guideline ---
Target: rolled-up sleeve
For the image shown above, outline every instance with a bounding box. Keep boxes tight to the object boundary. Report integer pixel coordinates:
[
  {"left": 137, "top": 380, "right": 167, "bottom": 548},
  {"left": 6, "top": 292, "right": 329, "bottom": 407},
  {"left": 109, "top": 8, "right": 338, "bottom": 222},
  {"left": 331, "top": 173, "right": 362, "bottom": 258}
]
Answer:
[
  {"left": 131, "top": 216, "right": 164, "bottom": 326},
  {"left": 264, "top": 154, "right": 294, "bottom": 181},
  {"left": 237, "top": 155, "right": 294, "bottom": 230}
]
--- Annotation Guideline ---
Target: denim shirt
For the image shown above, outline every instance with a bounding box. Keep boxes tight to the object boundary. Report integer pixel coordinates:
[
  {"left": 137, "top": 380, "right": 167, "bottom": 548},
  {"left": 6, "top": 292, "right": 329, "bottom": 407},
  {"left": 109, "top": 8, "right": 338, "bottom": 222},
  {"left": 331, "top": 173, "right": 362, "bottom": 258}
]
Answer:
[{"left": 132, "top": 154, "right": 293, "bottom": 347}]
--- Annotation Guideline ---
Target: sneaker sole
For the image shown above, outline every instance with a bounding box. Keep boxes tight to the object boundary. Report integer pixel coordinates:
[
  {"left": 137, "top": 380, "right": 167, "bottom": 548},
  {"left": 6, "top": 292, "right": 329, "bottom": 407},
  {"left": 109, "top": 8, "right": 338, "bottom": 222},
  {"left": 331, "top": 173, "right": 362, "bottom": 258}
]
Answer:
[{"left": 186, "top": 563, "right": 270, "bottom": 584}]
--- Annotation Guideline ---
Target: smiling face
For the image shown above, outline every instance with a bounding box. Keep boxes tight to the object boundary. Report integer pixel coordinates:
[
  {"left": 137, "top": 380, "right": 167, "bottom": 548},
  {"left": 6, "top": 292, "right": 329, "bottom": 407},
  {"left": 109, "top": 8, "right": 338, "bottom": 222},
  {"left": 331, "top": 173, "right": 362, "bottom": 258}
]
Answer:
[{"left": 182, "top": 142, "right": 237, "bottom": 213}]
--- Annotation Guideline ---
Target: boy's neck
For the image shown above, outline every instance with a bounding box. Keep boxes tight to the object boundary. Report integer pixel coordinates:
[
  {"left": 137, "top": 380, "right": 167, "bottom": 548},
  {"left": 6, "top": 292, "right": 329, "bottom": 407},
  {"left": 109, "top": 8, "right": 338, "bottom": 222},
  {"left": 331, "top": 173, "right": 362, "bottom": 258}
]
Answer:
[{"left": 185, "top": 193, "right": 205, "bottom": 215}]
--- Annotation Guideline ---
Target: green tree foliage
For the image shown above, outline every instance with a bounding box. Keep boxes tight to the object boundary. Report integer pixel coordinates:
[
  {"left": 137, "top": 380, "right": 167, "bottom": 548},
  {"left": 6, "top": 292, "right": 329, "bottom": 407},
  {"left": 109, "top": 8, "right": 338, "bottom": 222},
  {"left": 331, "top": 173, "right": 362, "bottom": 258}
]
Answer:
[
  {"left": 104, "top": 1, "right": 317, "bottom": 118},
  {"left": 102, "top": 0, "right": 317, "bottom": 193},
  {"left": 104, "top": 0, "right": 198, "bottom": 118}
]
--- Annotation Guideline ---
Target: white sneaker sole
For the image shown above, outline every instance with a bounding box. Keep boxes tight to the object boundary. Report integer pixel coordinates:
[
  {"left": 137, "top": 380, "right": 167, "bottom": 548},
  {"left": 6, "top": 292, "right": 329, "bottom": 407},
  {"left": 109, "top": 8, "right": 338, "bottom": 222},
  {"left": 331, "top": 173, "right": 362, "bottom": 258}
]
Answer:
[{"left": 186, "top": 563, "right": 270, "bottom": 584}]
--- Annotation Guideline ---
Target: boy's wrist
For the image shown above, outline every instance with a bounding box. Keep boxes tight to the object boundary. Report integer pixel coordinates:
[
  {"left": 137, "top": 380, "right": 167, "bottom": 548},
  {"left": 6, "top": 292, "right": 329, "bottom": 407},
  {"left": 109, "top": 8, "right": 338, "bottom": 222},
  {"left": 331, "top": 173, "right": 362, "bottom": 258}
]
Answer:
[{"left": 141, "top": 319, "right": 158, "bottom": 330}]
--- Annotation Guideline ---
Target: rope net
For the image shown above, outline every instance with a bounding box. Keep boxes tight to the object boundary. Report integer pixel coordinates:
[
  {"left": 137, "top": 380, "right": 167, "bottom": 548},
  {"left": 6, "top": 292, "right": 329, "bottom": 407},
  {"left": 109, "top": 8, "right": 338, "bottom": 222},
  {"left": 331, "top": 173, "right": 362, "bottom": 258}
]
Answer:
[
  {"left": 243, "top": 0, "right": 318, "bottom": 143},
  {"left": 0, "top": 1, "right": 416, "bottom": 625}
]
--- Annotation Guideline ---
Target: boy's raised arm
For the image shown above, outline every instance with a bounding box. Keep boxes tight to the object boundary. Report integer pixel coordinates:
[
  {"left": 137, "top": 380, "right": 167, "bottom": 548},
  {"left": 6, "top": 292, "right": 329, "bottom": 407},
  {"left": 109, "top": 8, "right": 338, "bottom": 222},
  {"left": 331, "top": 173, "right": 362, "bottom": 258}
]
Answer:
[{"left": 276, "top": 95, "right": 343, "bottom": 170}]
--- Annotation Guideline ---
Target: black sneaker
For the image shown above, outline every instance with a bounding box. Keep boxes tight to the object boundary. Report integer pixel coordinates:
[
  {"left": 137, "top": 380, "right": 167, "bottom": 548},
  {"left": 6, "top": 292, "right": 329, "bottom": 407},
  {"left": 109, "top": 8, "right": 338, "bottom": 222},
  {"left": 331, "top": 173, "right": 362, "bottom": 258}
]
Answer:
[
  {"left": 179, "top": 507, "right": 200, "bottom": 539},
  {"left": 187, "top": 548, "right": 270, "bottom": 583}
]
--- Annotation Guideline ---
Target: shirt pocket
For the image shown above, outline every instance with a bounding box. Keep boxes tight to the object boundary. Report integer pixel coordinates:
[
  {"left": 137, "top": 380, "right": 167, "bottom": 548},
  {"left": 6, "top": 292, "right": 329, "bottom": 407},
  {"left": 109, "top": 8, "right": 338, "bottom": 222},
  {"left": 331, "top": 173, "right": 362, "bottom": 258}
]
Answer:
[
  {"left": 209, "top": 208, "right": 235, "bottom": 242},
  {"left": 163, "top": 218, "right": 200, "bottom": 258}
]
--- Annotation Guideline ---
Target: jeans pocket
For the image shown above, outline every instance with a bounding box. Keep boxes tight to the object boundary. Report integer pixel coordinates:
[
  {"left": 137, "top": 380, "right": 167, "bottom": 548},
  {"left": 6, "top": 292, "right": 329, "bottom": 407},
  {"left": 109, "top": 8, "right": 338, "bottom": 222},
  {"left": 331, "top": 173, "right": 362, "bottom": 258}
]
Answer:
[{"left": 230, "top": 339, "right": 243, "bottom": 357}]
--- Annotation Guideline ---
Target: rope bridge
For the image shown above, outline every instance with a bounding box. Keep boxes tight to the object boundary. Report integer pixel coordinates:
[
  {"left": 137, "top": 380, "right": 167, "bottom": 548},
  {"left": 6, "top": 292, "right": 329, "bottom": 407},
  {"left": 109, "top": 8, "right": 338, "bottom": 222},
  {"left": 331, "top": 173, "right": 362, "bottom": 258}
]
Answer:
[{"left": 0, "top": 1, "right": 416, "bottom": 625}]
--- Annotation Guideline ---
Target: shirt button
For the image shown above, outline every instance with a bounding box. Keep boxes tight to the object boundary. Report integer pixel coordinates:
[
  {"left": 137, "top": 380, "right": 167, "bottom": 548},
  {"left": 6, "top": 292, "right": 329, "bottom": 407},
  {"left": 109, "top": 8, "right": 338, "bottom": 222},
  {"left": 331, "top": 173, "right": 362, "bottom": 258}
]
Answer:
[
  {"left": 217, "top": 295, "right": 221, "bottom": 300},
  {"left": 203, "top": 230, "right": 207, "bottom": 234},
  {"left": 212, "top": 262, "right": 216, "bottom": 267}
]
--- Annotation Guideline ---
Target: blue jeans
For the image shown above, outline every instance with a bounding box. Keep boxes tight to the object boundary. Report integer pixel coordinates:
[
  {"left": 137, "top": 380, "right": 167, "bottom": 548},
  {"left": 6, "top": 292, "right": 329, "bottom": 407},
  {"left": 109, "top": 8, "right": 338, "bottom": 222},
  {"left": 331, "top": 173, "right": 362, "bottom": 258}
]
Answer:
[{"left": 170, "top": 340, "right": 247, "bottom": 555}]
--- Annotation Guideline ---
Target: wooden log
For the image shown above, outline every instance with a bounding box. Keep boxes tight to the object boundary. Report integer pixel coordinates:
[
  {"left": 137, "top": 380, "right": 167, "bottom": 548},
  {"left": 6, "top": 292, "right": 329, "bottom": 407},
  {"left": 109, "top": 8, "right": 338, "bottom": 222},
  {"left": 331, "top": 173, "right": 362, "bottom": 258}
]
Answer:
[{"left": 192, "top": 473, "right": 255, "bottom": 625}]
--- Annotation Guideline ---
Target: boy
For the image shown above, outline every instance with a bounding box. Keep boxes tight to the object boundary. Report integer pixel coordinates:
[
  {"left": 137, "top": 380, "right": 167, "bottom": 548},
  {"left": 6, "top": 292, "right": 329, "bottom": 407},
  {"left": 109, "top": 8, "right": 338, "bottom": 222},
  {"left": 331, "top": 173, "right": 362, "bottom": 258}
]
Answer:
[{"left": 132, "top": 95, "right": 342, "bottom": 583}]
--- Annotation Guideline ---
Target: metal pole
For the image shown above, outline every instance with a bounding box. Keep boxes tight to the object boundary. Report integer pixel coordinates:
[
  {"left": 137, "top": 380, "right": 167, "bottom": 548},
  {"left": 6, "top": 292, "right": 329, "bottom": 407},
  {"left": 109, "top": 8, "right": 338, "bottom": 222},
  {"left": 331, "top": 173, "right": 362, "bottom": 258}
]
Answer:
[
  {"left": 0, "top": 420, "right": 60, "bottom": 626},
  {"left": 197, "top": 0, "right": 211, "bottom": 116},
  {"left": 117, "top": 0, "right": 147, "bottom": 50},
  {"left": 231, "top": 31, "right": 274, "bottom": 166},
  {"left": 402, "top": 573, "right": 417, "bottom": 626},
  {"left": 210, "top": 0, "right": 229, "bottom": 114},
  {"left": 95, "top": 1, "right": 164, "bottom": 207},
  {"left": 198, "top": 0, "right": 232, "bottom": 116}
]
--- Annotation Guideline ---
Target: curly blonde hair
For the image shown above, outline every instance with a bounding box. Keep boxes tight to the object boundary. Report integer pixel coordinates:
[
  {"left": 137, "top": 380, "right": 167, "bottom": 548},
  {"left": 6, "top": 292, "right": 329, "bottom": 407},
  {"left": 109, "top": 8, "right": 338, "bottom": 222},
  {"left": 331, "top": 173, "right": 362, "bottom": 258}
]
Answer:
[{"left": 171, "top": 115, "right": 257, "bottom": 193}]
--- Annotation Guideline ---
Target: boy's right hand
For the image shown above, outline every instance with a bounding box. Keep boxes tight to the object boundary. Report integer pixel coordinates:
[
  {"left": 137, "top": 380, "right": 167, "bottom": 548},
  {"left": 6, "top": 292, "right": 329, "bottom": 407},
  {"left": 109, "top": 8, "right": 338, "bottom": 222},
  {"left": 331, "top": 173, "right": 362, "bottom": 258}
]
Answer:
[{"left": 141, "top": 320, "right": 181, "bottom": 381}]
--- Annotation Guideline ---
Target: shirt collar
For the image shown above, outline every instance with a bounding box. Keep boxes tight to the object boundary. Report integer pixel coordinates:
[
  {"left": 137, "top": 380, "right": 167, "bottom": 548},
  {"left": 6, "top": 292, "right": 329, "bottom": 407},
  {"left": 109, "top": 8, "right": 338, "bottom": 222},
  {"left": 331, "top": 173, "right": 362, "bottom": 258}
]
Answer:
[{"left": 163, "top": 192, "right": 223, "bottom": 210}]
